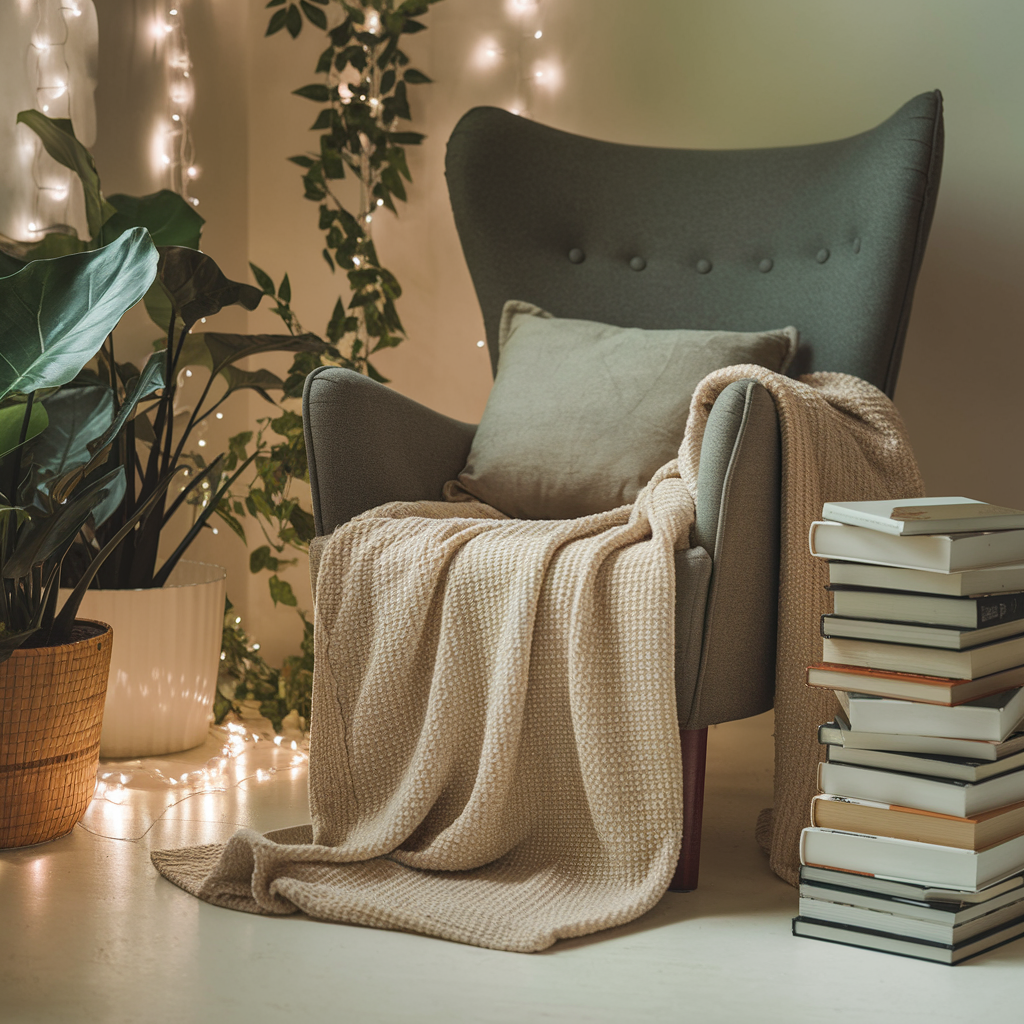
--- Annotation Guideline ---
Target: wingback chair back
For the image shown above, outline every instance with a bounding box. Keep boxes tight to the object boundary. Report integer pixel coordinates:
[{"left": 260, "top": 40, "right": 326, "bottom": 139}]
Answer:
[{"left": 445, "top": 91, "right": 944, "bottom": 396}]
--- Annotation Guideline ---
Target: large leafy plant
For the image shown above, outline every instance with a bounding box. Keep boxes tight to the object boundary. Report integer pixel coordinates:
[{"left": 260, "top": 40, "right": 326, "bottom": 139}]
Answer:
[
  {"left": 2, "top": 111, "right": 332, "bottom": 591},
  {"left": 0, "top": 230, "right": 165, "bottom": 661}
]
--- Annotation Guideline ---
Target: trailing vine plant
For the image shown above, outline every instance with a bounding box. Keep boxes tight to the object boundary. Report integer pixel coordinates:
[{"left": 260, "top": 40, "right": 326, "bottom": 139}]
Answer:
[{"left": 210, "top": 0, "right": 440, "bottom": 722}]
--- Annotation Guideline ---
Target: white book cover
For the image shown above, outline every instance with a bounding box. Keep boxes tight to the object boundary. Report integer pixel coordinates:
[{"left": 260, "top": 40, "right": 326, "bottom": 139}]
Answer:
[
  {"left": 800, "top": 827, "right": 1024, "bottom": 890},
  {"left": 822, "top": 497, "right": 1024, "bottom": 536}
]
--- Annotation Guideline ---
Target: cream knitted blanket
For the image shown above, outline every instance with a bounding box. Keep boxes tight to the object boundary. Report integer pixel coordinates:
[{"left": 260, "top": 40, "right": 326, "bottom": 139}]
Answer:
[{"left": 152, "top": 367, "right": 922, "bottom": 950}]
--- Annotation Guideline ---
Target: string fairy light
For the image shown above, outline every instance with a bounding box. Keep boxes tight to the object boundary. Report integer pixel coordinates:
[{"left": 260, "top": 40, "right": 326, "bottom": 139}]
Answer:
[
  {"left": 23, "top": 0, "right": 78, "bottom": 238},
  {"left": 79, "top": 720, "right": 310, "bottom": 843},
  {"left": 153, "top": 2, "right": 199, "bottom": 206}
]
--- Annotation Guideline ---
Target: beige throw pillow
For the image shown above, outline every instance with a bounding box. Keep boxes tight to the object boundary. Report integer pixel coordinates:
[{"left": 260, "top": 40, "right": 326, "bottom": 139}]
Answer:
[{"left": 452, "top": 301, "right": 798, "bottom": 520}]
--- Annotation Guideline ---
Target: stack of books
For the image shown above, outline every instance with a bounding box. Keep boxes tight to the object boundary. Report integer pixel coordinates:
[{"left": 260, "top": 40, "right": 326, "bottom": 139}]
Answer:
[{"left": 793, "top": 496, "right": 1024, "bottom": 964}]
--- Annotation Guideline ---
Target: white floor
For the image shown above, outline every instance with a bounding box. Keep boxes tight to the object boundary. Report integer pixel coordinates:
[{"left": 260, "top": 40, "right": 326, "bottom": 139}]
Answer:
[{"left": 3, "top": 711, "right": 1023, "bottom": 1024}]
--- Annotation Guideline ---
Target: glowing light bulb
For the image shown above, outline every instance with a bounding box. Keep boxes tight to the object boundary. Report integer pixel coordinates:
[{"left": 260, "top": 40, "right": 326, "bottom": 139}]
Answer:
[
  {"left": 42, "top": 105, "right": 49, "bottom": 112},
  {"left": 290, "top": 741, "right": 298, "bottom": 751},
  {"left": 191, "top": 198, "right": 199, "bottom": 206},
  {"left": 186, "top": 165, "right": 198, "bottom": 179},
  {"left": 220, "top": 652, "right": 226, "bottom": 661},
  {"left": 215, "top": 412, "right": 223, "bottom": 419},
  {"left": 54, "top": 81, "right": 66, "bottom": 97},
  {"left": 375, "top": 198, "right": 384, "bottom": 207},
  {"left": 535, "top": 70, "right": 544, "bottom": 79},
  {"left": 235, "top": 617, "right": 242, "bottom": 624},
  {"left": 161, "top": 154, "right": 171, "bottom": 165},
  {"left": 197, "top": 439, "right": 206, "bottom": 447},
  {"left": 476, "top": 340, "right": 485, "bottom": 348},
  {"left": 53, "top": 186, "right": 68, "bottom": 200},
  {"left": 27, "top": 222, "right": 37, "bottom": 232},
  {"left": 163, "top": 23, "right": 173, "bottom": 34},
  {"left": 365, "top": 214, "right": 372, "bottom": 224},
  {"left": 534, "top": 30, "right": 543, "bottom": 38},
  {"left": 184, "top": 369, "right": 192, "bottom": 377},
  {"left": 211, "top": 527, "right": 218, "bottom": 535},
  {"left": 172, "top": 113, "right": 180, "bottom": 121},
  {"left": 170, "top": 7, "right": 178, "bottom": 14},
  {"left": 352, "top": 256, "right": 362, "bottom": 266},
  {"left": 252, "top": 643, "right": 260, "bottom": 650},
  {"left": 200, "top": 317, "right": 207, "bottom": 323}
]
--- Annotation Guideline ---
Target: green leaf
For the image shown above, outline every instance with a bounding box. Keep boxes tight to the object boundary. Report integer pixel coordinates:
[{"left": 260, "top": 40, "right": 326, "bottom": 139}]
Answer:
[
  {"left": 380, "top": 69, "right": 396, "bottom": 94},
  {"left": 52, "top": 351, "right": 166, "bottom": 504},
  {"left": 300, "top": 0, "right": 327, "bottom": 29},
  {"left": 403, "top": 68, "right": 432, "bottom": 84},
  {"left": 266, "top": 6, "right": 289, "bottom": 34},
  {"left": 141, "top": 278, "right": 180, "bottom": 334},
  {"left": 0, "top": 228, "right": 158, "bottom": 404},
  {"left": 178, "top": 332, "right": 332, "bottom": 377},
  {"left": 266, "top": 0, "right": 287, "bottom": 6},
  {"left": 3, "top": 466, "right": 125, "bottom": 580},
  {"left": 0, "top": 400, "right": 49, "bottom": 459},
  {"left": 24, "top": 384, "right": 114, "bottom": 513},
  {"left": 220, "top": 365, "right": 285, "bottom": 405},
  {"left": 16, "top": 111, "right": 117, "bottom": 239},
  {"left": 278, "top": 273, "right": 291, "bottom": 304},
  {"left": 294, "top": 83, "right": 332, "bottom": 102},
  {"left": 268, "top": 575, "right": 298, "bottom": 606},
  {"left": 250, "top": 545, "right": 281, "bottom": 573},
  {"left": 285, "top": 3, "right": 302, "bottom": 36},
  {"left": 289, "top": 505, "right": 316, "bottom": 543},
  {"left": 365, "top": 360, "right": 389, "bottom": 384},
  {"left": 288, "top": 154, "right": 315, "bottom": 169},
  {"left": 215, "top": 502, "right": 247, "bottom": 543},
  {"left": 98, "top": 190, "right": 205, "bottom": 249},
  {"left": 388, "top": 131, "right": 425, "bottom": 145},
  {"left": 156, "top": 247, "right": 263, "bottom": 330},
  {"left": 402, "top": 18, "right": 427, "bottom": 33},
  {"left": 249, "top": 262, "right": 276, "bottom": 295}
]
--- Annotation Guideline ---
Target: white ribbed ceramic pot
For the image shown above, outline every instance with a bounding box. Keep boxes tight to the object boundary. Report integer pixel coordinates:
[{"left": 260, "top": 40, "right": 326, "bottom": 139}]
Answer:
[{"left": 61, "top": 561, "right": 227, "bottom": 758}]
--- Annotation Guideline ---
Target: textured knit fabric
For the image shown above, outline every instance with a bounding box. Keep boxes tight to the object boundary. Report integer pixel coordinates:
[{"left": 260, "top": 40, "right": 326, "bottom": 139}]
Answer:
[{"left": 152, "top": 366, "right": 922, "bottom": 947}]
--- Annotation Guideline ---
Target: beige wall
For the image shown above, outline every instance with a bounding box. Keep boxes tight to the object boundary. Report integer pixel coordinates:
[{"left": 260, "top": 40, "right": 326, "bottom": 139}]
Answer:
[{"left": 11, "top": 0, "right": 1024, "bottom": 663}]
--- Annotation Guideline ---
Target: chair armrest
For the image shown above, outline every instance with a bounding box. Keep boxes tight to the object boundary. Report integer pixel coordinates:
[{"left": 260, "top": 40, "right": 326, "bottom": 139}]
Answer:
[
  {"left": 679, "top": 378, "right": 781, "bottom": 728},
  {"left": 303, "top": 367, "right": 477, "bottom": 536}
]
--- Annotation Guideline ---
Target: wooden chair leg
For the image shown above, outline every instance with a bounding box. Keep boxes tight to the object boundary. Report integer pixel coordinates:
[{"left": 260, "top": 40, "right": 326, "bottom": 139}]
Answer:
[{"left": 668, "top": 726, "right": 708, "bottom": 892}]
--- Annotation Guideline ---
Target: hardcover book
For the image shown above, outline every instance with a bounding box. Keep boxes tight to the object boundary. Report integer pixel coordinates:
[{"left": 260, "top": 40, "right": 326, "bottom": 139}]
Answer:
[
  {"left": 822, "top": 633, "right": 1024, "bottom": 681},
  {"left": 829, "top": 560, "right": 1024, "bottom": 597},
  {"left": 809, "top": 521, "right": 1024, "bottom": 573},
  {"left": 834, "top": 687, "right": 1024, "bottom": 741},
  {"left": 821, "top": 497, "right": 1024, "bottom": 537},
  {"left": 821, "top": 614, "right": 1024, "bottom": 650},
  {"left": 809, "top": 793, "right": 1024, "bottom": 851},
  {"left": 818, "top": 715, "right": 1024, "bottom": 763},
  {"left": 817, "top": 760, "right": 1024, "bottom": 817},
  {"left": 792, "top": 913, "right": 1024, "bottom": 965},
  {"left": 807, "top": 662, "right": 1024, "bottom": 706},
  {"left": 829, "top": 585, "right": 1024, "bottom": 630},
  {"left": 799, "top": 826, "right": 1024, "bottom": 890},
  {"left": 798, "top": 864, "right": 1024, "bottom": 904}
]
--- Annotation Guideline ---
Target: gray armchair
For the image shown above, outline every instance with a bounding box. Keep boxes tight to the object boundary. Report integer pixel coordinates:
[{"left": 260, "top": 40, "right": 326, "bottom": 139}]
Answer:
[{"left": 303, "top": 91, "right": 944, "bottom": 891}]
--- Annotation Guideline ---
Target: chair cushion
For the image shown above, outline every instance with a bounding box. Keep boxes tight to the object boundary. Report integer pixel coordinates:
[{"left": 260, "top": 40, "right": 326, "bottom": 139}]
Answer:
[{"left": 450, "top": 301, "right": 797, "bottom": 519}]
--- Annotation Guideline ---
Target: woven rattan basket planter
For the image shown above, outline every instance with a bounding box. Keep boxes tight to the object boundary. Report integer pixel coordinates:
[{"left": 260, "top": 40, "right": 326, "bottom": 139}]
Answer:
[{"left": 0, "top": 619, "right": 112, "bottom": 849}]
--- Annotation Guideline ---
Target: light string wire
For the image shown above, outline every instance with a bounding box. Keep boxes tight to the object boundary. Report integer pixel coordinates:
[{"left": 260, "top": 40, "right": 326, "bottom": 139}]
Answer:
[
  {"left": 156, "top": 3, "right": 199, "bottom": 205},
  {"left": 77, "top": 721, "right": 308, "bottom": 843},
  {"left": 26, "top": 0, "right": 81, "bottom": 236}
]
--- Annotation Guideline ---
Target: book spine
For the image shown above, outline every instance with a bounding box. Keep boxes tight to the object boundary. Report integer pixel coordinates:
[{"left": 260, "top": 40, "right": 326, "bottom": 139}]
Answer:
[{"left": 977, "top": 594, "right": 1024, "bottom": 629}]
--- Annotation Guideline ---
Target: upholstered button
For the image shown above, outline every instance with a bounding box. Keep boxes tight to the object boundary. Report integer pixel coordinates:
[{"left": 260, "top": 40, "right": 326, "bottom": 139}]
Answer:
[
  {"left": 853, "top": 237, "right": 861, "bottom": 254},
  {"left": 758, "top": 258, "right": 773, "bottom": 273},
  {"left": 629, "top": 256, "right": 646, "bottom": 271},
  {"left": 568, "top": 248, "right": 585, "bottom": 264},
  {"left": 696, "top": 259, "right": 712, "bottom": 274},
  {"left": 816, "top": 248, "right": 830, "bottom": 264}
]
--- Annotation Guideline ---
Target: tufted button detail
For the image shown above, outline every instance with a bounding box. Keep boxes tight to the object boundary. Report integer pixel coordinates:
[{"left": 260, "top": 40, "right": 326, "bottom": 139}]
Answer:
[
  {"left": 852, "top": 237, "right": 861, "bottom": 254},
  {"left": 816, "top": 248, "right": 830, "bottom": 264},
  {"left": 568, "top": 248, "right": 585, "bottom": 264},
  {"left": 629, "top": 256, "right": 646, "bottom": 271},
  {"left": 758, "top": 258, "right": 773, "bottom": 273},
  {"left": 696, "top": 258, "right": 712, "bottom": 274}
]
